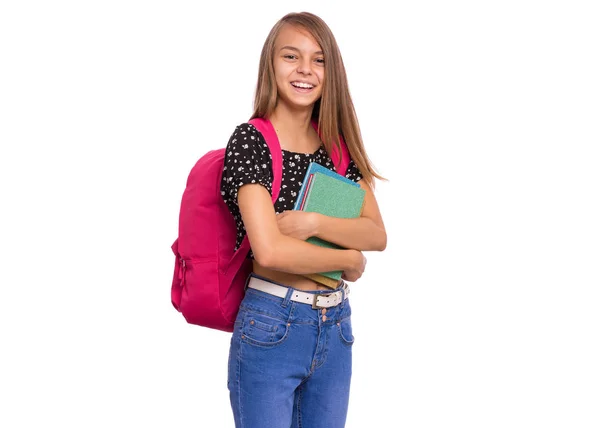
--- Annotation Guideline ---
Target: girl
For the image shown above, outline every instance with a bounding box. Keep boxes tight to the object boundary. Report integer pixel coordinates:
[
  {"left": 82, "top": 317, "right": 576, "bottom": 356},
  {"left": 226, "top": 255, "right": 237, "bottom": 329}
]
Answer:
[{"left": 221, "top": 11, "right": 386, "bottom": 428}]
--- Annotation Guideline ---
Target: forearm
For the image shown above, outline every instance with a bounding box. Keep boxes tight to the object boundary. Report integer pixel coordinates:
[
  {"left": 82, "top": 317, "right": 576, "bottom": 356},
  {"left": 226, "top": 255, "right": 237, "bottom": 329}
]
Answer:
[
  {"left": 258, "top": 235, "right": 357, "bottom": 275},
  {"left": 313, "top": 214, "right": 387, "bottom": 251},
  {"left": 237, "top": 184, "right": 362, "bottom": 274}
]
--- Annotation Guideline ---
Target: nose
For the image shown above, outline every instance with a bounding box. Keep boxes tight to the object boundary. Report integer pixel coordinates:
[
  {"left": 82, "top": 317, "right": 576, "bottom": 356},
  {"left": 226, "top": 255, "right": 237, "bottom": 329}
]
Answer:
[{"left": 296, "top": 57, "right": 312, "bottom": 76}]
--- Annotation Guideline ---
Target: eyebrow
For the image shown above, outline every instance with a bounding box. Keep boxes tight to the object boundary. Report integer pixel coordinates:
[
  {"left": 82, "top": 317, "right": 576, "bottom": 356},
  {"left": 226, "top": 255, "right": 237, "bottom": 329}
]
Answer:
[{"left": 280, "top": 46, "right": 324, "bottom": 55}]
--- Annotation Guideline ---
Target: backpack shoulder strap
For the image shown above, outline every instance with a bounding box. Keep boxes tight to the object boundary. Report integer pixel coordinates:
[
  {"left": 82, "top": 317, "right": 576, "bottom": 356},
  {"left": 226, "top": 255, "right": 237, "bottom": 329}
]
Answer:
[
  {"left": 310, "top": 120, "right": 351, "bottom": 175},
  {"left": 248, "top": 117, "right": 283, "bottom": 201},
  {"left": 333, "top": 135, "right": 351, "bottom": 176}
]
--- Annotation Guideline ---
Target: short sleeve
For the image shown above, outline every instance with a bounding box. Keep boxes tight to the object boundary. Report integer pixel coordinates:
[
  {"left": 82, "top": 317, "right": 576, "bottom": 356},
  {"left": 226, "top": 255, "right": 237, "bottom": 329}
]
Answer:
[
  {"left": 345, "top": 159, "right": 363, "bottom": 183},
  {"left": 220, "top": 123, "right": 273, "bottom": 207}
]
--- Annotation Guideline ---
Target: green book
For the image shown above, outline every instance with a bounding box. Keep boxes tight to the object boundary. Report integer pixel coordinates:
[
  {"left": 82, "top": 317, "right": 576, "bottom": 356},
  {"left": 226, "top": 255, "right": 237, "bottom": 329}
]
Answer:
[{"left": 300, "top": 171, "right": 366, "bottom": 287}]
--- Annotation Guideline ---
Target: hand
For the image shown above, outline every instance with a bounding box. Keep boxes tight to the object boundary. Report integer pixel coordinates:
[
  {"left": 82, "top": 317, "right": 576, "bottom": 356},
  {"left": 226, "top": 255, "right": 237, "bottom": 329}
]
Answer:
[
  {"left": 342, "top": 250, "right": 367, "bottom": 282},
  {"left": 276, "top": 210, "right": 318, "bottom": 241}
]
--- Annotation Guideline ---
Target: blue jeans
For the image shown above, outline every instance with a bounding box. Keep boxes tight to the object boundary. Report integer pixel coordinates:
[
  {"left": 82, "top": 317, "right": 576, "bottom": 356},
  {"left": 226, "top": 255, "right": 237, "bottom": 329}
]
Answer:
[{"left": 227, "top": 274, "right": 354, "bottom": 428}]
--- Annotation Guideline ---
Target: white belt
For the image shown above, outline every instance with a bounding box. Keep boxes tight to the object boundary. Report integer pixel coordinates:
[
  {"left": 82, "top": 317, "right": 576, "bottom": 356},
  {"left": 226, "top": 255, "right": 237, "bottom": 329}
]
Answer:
[{"left": 246, "top": 276, "right": 349, "bottom": 309}]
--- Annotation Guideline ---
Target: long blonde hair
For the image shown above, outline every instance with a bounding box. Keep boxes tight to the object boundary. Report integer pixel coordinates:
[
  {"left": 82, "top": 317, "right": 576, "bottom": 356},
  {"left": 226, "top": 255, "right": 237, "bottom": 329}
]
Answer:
[{"left": 250, "top": 12, "right": 385, "bottom": 186}]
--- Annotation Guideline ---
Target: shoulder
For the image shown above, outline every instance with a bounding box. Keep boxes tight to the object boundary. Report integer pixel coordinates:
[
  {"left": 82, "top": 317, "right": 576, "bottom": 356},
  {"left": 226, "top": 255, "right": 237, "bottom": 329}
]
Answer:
[
  {"left": 345, "top": 159, "right": 363, "bottom": 183},
  {"left": 223, "top": 122, "right": 273, "bottom": 178},
  {"left": 228, "top": 122, "right": 265, "bottom": 144},
  {"left": 226, "top": 123, "right": 270, "bottom": 155}
]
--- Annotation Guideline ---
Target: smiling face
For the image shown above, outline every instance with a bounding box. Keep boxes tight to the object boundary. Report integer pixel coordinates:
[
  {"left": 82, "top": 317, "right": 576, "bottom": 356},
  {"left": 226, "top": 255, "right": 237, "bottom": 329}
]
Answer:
[{"left": 273, "top": 24, "right": 325, "bottom": 112}]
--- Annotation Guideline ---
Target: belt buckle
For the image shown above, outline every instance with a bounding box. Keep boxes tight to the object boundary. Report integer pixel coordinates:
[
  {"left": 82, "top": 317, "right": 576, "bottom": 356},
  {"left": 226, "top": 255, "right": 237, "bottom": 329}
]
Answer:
[{"left": 312, "top": 293, "right": 331, "bottom": 309}]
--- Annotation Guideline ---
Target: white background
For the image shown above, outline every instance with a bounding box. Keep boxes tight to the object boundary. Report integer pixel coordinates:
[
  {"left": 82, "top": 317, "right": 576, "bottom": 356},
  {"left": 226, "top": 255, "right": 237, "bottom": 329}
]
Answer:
[{"left": 1, "top": 1, "right": 599, "bottom": 427}]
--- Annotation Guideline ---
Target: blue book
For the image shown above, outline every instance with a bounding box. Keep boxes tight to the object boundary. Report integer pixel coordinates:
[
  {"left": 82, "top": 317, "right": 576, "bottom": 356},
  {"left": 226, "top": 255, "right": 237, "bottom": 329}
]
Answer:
[
  {"left": 294, "top": 162, "right": 364, "bottom": 288},
  {"left": 293, "top": 162, "right": 360, "bottom": 211}
]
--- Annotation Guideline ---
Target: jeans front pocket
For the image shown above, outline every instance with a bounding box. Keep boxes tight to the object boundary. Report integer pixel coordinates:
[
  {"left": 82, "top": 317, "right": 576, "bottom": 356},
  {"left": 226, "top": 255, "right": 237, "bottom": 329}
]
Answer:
[
  {"left": 241, "top": 311, "right": 290, "bottom": 348},
  {"left": 337, "top": 316, "right": 354, "bottom": 346}
]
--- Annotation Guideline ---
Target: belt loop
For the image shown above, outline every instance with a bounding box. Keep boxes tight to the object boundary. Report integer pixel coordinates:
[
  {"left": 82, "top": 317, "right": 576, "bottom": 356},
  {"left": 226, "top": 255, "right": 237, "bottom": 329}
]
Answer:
[
  {"left": 340, "top": 282, "right": 348, "bottom": 308},
  {"left": 244, "top": 273, "right": 253, "bottom": 290},
  {"left": 281, "top": 286, "right": 294, "bottom": 308}
]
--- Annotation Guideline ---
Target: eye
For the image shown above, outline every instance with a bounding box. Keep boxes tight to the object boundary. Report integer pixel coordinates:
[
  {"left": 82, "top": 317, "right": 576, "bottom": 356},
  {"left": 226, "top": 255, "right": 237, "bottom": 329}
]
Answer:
[
  {"left": 315, "top": 58, "right": 325, "bottom": 65},
  {"left": 283, "top": 54, "right": 297, "bottom": 60}
]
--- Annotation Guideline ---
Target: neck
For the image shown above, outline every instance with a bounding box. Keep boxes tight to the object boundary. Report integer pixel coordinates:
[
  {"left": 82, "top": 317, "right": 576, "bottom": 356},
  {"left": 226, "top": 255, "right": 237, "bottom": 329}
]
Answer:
[{"left": 268, "top": 103, "right": 315, "bottom": 139}]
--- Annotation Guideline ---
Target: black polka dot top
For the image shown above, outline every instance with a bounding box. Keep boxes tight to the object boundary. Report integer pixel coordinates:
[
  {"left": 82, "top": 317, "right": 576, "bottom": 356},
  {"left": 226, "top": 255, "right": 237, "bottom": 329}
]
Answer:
[{"left": 220, "top": 122, "right": 363, "bottom": 256}]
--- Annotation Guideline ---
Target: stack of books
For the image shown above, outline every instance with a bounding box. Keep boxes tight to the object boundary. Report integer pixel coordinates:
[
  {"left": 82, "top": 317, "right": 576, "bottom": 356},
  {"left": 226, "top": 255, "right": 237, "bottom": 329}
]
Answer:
[{"left": 294, "top": 162, "right": 366, "bottom": 288}]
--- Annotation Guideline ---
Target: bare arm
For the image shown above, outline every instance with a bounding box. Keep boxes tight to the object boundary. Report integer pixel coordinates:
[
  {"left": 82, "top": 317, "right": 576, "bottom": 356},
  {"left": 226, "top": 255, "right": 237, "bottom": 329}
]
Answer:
[
  {"left": 277, "top": 180, "right": 387, "bottom": 251},
  {"left": 238, "top": 183, "right": 365, "bottom": 276},
  {"left": 312, "top": 180, "right": 387, "bottom": 251}
]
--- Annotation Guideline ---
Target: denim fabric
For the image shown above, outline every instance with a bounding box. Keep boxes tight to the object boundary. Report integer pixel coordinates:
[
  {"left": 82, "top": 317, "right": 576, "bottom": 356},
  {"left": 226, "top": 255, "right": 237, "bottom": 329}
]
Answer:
[{"left": 227, "top": 274, "right": 354, "bottom": 428}]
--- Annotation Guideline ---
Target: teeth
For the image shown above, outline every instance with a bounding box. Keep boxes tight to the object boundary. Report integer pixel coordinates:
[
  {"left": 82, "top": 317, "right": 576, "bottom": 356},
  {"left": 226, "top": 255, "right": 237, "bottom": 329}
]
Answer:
[{"left": 292, "top": 82, "right": 314, "bottom": 89}]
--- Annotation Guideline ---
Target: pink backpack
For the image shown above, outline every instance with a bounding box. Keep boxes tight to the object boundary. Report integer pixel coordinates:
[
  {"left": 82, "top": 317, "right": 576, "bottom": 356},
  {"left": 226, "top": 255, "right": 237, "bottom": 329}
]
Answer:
[{"left": 171, "top": 117, "right": 351, "bottom": 332}]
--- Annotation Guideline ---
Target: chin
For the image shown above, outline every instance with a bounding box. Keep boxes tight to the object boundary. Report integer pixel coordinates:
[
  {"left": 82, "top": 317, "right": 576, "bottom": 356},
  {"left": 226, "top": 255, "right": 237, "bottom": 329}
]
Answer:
[{"left": 283, "top": 94, "right": 320, "bottom": 110}]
